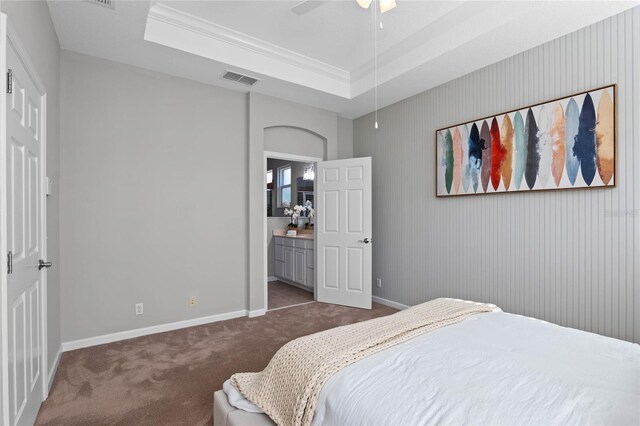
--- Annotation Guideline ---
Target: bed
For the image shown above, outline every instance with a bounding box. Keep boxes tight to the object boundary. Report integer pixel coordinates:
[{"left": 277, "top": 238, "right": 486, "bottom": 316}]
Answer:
[{"left": 214, "top": 300, "right": 640, "bottom": 426}]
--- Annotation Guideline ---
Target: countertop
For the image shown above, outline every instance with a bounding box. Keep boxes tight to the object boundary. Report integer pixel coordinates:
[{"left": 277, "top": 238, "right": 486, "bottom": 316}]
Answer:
[{"left": 272, "top": 231, "right": 314, "bottom": 240}]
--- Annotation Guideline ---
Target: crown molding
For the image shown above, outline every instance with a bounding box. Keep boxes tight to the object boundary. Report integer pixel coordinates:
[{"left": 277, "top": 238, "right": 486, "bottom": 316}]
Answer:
[
  {"left": 146, "top": 3, "right": 352, "bottom": 97},
  {"left": 143, "top": 1, "right": 637, "bottom": 109}
]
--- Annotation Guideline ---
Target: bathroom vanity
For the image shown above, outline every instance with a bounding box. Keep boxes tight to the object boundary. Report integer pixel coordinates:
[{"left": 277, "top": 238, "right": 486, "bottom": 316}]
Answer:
[{"left": 274, "top": 235, "right": 314, "bottom": 291}]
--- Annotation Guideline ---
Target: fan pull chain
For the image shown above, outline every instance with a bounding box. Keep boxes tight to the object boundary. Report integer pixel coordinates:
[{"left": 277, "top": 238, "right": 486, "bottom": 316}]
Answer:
[{"left": 374, "top": 0, "right": 379, "bottom": 129}]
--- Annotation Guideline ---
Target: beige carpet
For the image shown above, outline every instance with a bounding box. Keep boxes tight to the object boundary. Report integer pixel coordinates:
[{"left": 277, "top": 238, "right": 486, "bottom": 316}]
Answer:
[
  {"left": 36, "top": 302, "right": 396, "bottom": 426},
  {"left": 268, "top": 281, "right": 314, "bottom": 310}
]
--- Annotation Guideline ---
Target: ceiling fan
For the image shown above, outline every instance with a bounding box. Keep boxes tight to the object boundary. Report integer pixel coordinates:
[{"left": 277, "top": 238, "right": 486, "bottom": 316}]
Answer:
[
  {"left": 292, "top": 0, "right": 397, "bottom": 16},
  {"left": 356, "top": 0, "right": 397, "bottom": 13}
]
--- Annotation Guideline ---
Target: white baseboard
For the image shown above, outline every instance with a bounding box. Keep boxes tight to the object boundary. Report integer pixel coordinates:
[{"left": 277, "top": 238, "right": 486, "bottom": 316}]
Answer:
[
  {"left": 267, "top": 276, "right": 278, "bottom": 282},
  {"left": 47, "top": 345, "right": 63, "bottom": 392},
  {"left": 59, "top": 297, "right": 401, "bottom": 352},
  {"left": 62, "top": 309, "right": 248, "bottom": 352},
  {"left": 372, "top": 295, "right": 410, "bottom": 311},
  {"left": 248, "top": 309, "right": 266, "bottom": 318}
]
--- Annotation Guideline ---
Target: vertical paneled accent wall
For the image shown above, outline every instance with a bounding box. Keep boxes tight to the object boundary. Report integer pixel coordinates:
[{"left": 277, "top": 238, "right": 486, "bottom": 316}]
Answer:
[{"left": 354, "top": 8, "right": 640, "bottom": 343}]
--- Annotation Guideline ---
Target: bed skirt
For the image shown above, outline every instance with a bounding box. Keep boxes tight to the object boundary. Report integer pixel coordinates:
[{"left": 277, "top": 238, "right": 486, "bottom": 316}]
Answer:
[{"left": 214, "top": 390, "right": 274, "bottom": 426}]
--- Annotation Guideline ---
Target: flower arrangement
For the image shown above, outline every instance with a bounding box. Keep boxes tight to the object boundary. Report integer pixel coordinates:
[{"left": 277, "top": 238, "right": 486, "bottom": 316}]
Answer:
[
  {"left": 283, "top": 201, "right": 314, "bottom": 229},
  {"left": 283, "top": 202, "right": 303, "bottom": 229},
  {"left": 304, "top": 200, "right": 314, "bottom": 229}
]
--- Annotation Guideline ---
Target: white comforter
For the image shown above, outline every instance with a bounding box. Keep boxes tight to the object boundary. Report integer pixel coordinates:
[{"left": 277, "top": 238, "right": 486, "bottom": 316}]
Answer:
[{"left": 224, "top": 311, "right": 640, "bottom": 425}]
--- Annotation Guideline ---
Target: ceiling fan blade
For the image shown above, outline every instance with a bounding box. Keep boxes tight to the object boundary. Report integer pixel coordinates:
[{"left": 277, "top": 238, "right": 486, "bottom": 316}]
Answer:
[{"left": 292, "top": 0, "right": 331, "bottom": 16}]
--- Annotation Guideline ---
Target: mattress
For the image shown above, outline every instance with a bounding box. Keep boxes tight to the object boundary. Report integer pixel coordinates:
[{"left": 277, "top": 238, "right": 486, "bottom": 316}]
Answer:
[{"left": 222, "top": 311, "right": 640, "bottom": 425}]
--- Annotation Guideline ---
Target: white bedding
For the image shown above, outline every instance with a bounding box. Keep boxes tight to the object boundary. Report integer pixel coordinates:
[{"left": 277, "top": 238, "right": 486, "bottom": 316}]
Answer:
[{"left": 224, "top": 311, "right": 640, "bottom": 425}]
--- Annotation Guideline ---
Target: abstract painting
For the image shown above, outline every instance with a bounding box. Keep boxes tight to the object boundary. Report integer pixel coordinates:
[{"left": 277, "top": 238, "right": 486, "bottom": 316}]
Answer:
[{"left": 436, "top": 85, "right": 615, "bottom": 197}]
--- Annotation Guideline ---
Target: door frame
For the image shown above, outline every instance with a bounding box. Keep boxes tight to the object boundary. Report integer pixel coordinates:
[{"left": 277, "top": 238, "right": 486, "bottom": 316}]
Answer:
[
  {"left": 0, "top": 16, "right": 50, "bottom": 423},
  {"left": 0, "top": 13, "right": 7, "bottom": 425},
  {"left": 263, "top": 151, "right": 322, "bottom": 311}
]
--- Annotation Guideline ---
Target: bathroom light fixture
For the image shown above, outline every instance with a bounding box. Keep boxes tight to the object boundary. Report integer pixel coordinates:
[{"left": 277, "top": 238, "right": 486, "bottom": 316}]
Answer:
[{"left": 303, "top": 165, "right": 315, "bottom": 181}]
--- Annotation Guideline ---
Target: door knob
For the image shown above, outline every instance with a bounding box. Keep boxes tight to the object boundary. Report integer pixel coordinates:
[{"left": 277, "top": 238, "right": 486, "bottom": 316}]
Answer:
[
  {"left": 359, "top": 238, "right": 371, "bottom": 244},
  {"left": 38, "top": 259, "right": 53, "bottom": 270}
]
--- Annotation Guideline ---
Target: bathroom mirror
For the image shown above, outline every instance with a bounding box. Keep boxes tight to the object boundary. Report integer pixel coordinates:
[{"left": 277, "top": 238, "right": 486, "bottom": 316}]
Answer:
[{"left": 266, "top": 158, "right": 315, "bottom": 218}]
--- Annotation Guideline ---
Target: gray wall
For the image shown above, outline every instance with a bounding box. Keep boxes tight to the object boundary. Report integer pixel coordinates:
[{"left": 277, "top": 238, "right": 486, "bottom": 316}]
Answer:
[
  {"left": 354, "top": 7, "right": 640, "bottom": 343},
  {"left": 1, "top": 0, "right": 62, "bottom": 374},
  {"left": 265, "top": 126, "right": 326, "bottom": 159},
  {"left": 60, "top": 51, "right": 248, "bottom": 342},
  {"left": 337, "top": 117, "right": 354, "bottom": 160}
]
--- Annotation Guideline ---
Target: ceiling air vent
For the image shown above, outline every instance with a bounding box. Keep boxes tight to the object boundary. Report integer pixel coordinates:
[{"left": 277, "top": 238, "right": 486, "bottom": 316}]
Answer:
[
  {"left": 222, "top": 71, "right": 260, "bottom": 87},
  {"left": 88, "top": 0, "right": 115, "bottom": 10}
]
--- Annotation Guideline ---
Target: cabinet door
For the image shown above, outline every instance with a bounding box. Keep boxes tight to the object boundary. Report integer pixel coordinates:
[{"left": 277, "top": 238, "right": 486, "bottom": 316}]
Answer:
[
  {"left": 284, "top": 247, "right": 294, "bottom": 281},
  {"left": 294, "top": 249, "right": 306, "bottom": 284},
  {"left": 306, "top": 268, "right": 314, "bottom": 289},
  {"left": 305, "top": 249, "right": 314, "bottom": 268},
  {"left": 275, "top": 260, "right": 284, "bottom": 278},
  {"left": 275, "top": 244, "right": 284, "bottom": 262}
]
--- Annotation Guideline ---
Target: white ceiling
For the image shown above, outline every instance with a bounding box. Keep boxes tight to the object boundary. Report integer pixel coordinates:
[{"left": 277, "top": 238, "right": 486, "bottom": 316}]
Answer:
[
  {"left": 47, "top": 0, "right": 638, "bottom": 118},
  {"left": 160, "top": 1, "right": 461, "bottom": 72}
]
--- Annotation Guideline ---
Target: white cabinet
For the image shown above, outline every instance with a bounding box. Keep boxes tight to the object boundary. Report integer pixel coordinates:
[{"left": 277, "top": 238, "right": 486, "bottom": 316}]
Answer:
[
  {"left": 283, "top": 246, "right": 294, "bottom": 281},
  {"left": 305, "top": 248, "right": 314, "bottom": 268},
  {"left": 275, "top": 236, "right": 314, "bottom": 290},
  {"left": 304, "top": 246, "right": 314, "bottom": 290},
  {"left": 275, "top": 245, "right": 284, "bottom": 262},
  {"left": 275, "top": 260, "right": 284, "bottom": 277},
  {"left": 305, "top": 267, "right": 314, "bottom": 288},
  {"left": 294, "top": 249, "right": 306, "bottom": 284}
]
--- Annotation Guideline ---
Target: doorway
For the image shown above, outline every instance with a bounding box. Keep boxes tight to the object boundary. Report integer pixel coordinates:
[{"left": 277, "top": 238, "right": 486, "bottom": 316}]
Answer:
[{"left": 264, "top": 151, "right": 321, "bottom": 311}]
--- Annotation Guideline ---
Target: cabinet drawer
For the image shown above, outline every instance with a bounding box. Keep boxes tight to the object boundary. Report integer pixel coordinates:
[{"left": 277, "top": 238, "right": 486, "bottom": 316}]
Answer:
[
  {"left": 274, "top": 236, "right": 284, "bottom": 246},
  {"left": 294, "top": 239, "right": 314, "bottom": 249},
  {"left": 275, "top": 260, "right": 284, "bottom": 277},
  {"left": 305, "top": 249, "right": 314, "bottom": 268},
  {"left": 283, "top": 238, "right": 295, "bottom": 247},
  {"left": 275, "top": 245, "right": 284, "bottom": 261}
]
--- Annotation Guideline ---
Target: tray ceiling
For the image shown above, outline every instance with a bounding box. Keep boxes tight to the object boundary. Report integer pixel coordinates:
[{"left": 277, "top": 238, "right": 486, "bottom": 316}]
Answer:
[{"left": 47, "top": 0, "right": 638, "bottom": 118}]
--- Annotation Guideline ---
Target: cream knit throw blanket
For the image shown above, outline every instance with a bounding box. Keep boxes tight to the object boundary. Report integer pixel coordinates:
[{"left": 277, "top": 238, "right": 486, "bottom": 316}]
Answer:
[{"left": 231, "top": 298, "right": 498, "bottom": 426}]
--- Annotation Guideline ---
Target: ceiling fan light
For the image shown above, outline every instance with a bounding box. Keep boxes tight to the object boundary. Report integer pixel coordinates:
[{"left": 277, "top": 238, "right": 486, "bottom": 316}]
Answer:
[
  {"left": 379, "top": 0, "right": 397, "bottom": 13},
  {"left": 356, "top": 0, "right": 372, "bottom": 9}
]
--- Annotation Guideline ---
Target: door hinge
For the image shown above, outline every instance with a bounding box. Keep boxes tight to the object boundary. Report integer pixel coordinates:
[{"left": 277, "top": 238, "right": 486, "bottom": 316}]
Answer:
[
  {"left": 7, "top": 251, "right": 12, "bottom": 274},
  {"left": 7, "top": 69, "right": 12, "bottom": 94}
]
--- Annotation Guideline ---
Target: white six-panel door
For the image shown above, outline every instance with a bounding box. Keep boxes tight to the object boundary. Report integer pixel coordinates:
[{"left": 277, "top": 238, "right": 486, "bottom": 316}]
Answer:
[
  {"left": 5, "top": 37, "right": 45, "bottom": 426},
  {"left": 316, "top": 157, "right": 372, "bottom": 309}
]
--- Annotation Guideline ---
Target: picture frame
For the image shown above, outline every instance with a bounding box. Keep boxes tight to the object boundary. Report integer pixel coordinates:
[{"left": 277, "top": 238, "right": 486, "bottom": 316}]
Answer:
[{"left": 435, "top": 84, "right": 616, "bottom": 197}]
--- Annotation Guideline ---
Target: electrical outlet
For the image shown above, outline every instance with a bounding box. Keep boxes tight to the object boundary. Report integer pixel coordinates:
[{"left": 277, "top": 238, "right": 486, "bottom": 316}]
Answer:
[
  {"left": 189, "top": 296, "right": 197, "bottom": 307},
  {"left": 135, "top": 303, "right": 144, "bottom": 315},
  {"left": 376, "top": 278, "right": 382, "bottom": 288}
]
